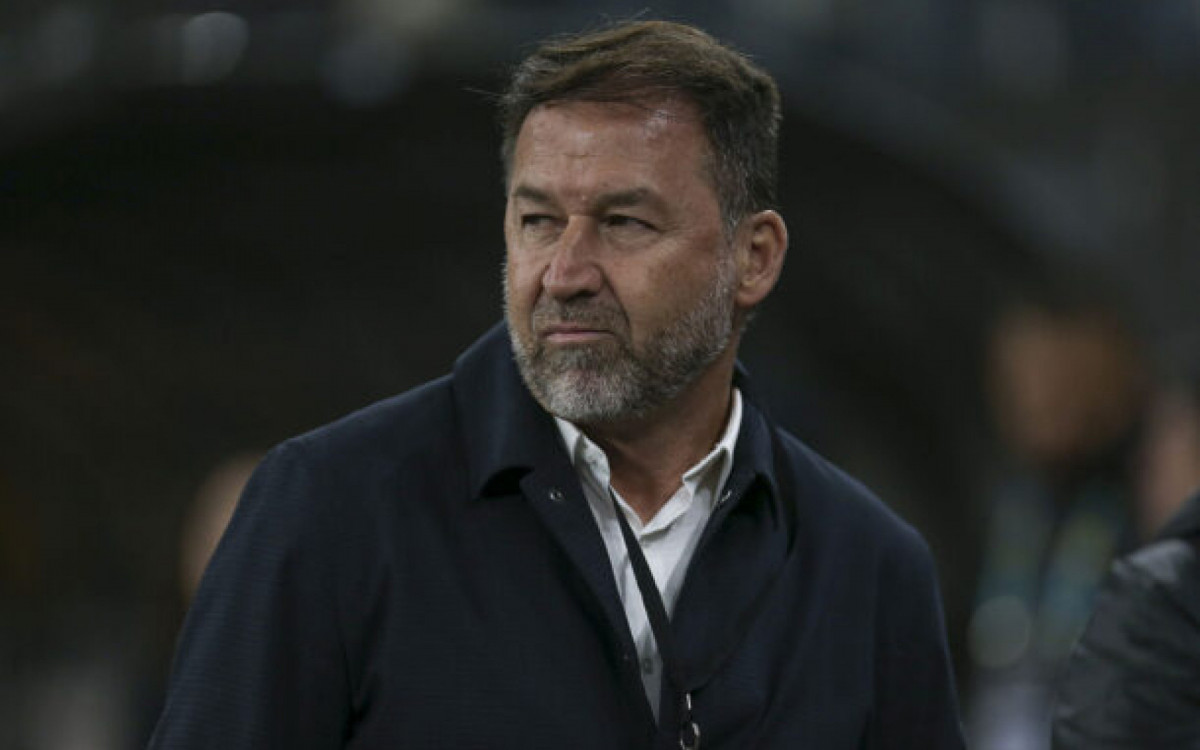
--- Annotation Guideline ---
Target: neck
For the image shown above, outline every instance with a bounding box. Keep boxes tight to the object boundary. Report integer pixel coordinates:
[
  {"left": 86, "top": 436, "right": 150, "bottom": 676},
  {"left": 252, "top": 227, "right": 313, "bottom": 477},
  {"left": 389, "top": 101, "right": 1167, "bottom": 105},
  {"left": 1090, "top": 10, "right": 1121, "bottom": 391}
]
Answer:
[{"left": 581, "top": 351, "right": 737, "bottom": 523}]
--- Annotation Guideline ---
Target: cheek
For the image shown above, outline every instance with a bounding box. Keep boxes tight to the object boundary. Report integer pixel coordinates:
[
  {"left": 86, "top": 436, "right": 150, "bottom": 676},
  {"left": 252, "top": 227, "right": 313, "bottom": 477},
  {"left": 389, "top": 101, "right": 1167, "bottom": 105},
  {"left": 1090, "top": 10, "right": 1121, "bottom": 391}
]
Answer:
[
  {"left": 610, "top": 262, "right": 679, "bottom": 328},
  {"left": 504, "top": 254, "right": 542, "bottom": 312},
  {"left": 622, "top": 255, "right": 720, "bottom": 333}
]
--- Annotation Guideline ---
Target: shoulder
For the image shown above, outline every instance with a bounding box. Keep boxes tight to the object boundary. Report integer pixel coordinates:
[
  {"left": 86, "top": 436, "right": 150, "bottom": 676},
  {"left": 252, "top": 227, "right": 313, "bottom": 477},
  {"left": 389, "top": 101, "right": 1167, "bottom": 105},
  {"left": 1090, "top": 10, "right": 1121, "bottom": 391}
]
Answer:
[
  {"left": 1102, "top": 536, "right": 1200, "bottom": 642},
  {"left": 764, "top": 430, "right": 963, "bottom": 739},
  {"left": 1053, "top": 536, "right": 1200, "bottom": 747},
  {"left": 277, "top": 374, "right": 466, "bottom": 503},
  {"left": 773, "top": 427, "right": 933, "bottom": 566},
  {"left": 238, "top": 374, "right": 464, "bottom": 539},
  {"left": 1085, "top": 535, "right": 1200, "bottom": 642},
  {"left": 289, "top": 374, "right": 457, "bottom": 468},
  {"left": 767, "top": 426, "right": 947, "bottom": 645},
  {"left": 1117, "top": 536, "right": 1199, "bottom": 592}
]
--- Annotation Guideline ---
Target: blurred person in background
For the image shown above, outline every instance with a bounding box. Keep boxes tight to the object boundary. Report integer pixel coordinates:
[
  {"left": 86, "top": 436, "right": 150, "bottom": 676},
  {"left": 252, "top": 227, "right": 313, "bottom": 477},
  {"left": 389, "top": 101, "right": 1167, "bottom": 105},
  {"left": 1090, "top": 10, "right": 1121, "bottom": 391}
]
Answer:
[
  {"left": 148, "top": 19, "right": 964, "bottom": 749},
  {"left": 1051, "top": 372, "right": 1200, "bottom": 747},
  {"left": 178, "top": 454, "right": 261, "bottom": 603},
  {"left": 1051, "top": 487, "right": 1200, "bottom": 748},
  {"left": 1137, "top": 377, "right": 1200, "bottom": 538},
  {"left": 965, "top": 289, "right": 1150, "bottom": 750}
]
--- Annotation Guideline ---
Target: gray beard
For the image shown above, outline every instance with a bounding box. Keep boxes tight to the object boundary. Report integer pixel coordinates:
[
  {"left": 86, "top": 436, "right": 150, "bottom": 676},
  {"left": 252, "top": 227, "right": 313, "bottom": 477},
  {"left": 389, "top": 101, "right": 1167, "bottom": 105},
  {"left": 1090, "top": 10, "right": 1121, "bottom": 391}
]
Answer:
[{"left": 505, "top": 262, "right": 737, "bottom": 425}]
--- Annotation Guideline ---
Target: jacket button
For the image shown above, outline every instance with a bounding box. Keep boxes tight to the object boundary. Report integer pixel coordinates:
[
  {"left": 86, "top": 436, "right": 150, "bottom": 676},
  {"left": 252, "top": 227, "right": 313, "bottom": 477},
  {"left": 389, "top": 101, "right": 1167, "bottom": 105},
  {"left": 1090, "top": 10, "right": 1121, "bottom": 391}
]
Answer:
[{"left": 548, "top": 487, "right": 565, "bottom": 504}]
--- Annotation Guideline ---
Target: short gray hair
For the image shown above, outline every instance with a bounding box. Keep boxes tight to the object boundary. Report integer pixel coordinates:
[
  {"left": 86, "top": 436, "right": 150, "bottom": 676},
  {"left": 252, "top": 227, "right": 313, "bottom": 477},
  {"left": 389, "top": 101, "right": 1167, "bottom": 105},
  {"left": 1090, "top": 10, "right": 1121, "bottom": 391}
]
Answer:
[{"left": 499, "top": 19, "right": 782, "bottom": 235}]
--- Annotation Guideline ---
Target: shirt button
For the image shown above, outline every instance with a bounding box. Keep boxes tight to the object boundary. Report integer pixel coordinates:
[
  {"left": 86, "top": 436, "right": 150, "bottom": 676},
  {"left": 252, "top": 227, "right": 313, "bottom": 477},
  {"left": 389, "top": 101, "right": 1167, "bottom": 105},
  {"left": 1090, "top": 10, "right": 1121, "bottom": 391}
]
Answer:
[{"left": 641, "top": 657, "right": 655, "bottom": 675}]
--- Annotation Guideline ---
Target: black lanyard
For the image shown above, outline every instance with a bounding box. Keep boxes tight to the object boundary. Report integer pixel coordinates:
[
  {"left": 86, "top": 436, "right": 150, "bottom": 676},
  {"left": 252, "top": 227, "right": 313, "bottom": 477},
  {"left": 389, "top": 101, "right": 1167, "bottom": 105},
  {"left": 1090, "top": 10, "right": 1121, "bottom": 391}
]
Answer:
[{"left": 609, "top": 488, "right": 702, "bottom": 750}]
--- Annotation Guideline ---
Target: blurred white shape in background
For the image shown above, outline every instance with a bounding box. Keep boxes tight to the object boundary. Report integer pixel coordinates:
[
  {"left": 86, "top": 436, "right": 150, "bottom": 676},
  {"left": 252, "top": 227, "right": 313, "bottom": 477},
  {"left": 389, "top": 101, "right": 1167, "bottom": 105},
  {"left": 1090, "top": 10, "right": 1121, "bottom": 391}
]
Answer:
[
  {"left": 27, "top": 654, "right": 132, "bottom": 750},
  {"left": 347, "top": 0, "right": 473, "bottom": 36},
  {"left": 180, "top": 453, "right": 261, "bottom": 603},
  {"left": 180, "top": 11, "right": 250, "bottom": 86}
]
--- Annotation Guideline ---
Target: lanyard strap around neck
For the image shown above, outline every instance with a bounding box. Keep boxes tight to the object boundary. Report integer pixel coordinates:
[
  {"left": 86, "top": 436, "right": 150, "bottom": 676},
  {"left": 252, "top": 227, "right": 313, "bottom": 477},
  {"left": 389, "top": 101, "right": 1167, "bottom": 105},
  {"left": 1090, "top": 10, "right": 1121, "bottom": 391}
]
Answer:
[{"left": 609, "top": 488, "right": 702, "bottom": 750}]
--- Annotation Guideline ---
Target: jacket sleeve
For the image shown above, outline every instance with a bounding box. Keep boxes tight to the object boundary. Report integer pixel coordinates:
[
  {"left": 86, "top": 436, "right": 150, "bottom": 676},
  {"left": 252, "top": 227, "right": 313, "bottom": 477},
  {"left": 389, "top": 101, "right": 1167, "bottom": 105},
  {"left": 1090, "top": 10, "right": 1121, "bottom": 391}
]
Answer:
[
  {"left": 1052, "top": 539, "right": 1200, "bottom": 749},
  {"left": 148, "top": 440, "right": 351, "bottom": 749},
  {"left": 866, "top": 527, "right": 967, "bottom": 749}
]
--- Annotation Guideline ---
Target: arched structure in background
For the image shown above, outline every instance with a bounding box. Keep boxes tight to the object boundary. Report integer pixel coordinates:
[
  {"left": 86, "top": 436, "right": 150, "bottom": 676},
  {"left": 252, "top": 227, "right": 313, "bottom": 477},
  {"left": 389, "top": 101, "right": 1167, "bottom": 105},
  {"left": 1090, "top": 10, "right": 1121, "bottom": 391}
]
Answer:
[{"left": 2, "top": 5, "right": 1196, "bottom": 748}]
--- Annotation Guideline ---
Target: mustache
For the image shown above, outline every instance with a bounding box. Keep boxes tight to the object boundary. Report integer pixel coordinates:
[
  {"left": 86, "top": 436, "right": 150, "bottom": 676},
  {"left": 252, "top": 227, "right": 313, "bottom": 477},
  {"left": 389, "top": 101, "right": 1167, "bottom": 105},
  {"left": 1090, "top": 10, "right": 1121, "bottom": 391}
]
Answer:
[{"left": 531, "top": 299, "right": 628, "bottom": 332}]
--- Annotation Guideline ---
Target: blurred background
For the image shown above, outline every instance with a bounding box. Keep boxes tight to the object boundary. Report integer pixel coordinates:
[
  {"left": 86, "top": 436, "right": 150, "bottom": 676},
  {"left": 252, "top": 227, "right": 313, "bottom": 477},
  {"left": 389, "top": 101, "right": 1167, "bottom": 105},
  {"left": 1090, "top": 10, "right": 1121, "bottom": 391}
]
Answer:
[{"left": 2, "top": 1, "right": 1199, "bottom": 748}]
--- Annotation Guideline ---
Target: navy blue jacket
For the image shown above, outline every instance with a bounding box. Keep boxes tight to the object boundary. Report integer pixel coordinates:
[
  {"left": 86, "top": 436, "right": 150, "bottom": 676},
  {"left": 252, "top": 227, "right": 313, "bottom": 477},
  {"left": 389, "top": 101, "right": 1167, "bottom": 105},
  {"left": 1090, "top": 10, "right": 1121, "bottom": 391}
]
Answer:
[{"left": 150, "top": 324, "right": 964, "bottom": 749}]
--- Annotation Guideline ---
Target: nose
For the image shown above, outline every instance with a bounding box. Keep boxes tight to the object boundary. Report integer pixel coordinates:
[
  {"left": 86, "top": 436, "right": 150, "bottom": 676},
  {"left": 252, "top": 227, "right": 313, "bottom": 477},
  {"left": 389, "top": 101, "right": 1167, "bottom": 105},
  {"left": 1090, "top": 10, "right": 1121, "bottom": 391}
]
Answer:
[{"left": 542, "top": 217, "right": 604, "bottom": 301}]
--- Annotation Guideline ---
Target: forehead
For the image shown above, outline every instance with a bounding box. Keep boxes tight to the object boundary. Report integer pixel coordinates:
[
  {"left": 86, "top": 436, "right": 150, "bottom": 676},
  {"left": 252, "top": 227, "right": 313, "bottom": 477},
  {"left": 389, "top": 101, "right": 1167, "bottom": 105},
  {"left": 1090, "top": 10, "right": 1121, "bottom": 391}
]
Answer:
[{"left": 509, "top": 98, "right": 714, "bottom": 197}]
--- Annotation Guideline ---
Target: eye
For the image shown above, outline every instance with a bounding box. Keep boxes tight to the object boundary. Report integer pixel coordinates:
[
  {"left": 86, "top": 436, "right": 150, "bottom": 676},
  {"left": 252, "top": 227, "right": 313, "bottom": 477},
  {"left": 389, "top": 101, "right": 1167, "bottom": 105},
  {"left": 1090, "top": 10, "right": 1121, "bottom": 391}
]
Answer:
[
  {"left": 518, "top": 214, "right": 564, "bottom": 243},
  {"left": 604, "top": 213, "right": 652, "bottom": 228},
  {"left": 520, "top": 214, "right": 557, "bottom": 229},
  {"left": 600, "top": 212, "right": 657, "bottom": 238}
]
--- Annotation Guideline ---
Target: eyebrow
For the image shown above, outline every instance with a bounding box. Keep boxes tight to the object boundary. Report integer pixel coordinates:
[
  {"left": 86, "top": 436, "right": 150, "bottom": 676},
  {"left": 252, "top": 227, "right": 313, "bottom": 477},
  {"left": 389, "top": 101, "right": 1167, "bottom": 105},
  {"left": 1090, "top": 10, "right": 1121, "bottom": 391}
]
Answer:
[
  {"left": 598, "top": 188, "right": 659, "bottom": 212},
  {"left": 510, "top": 184, "right": 555, "bottom": 206}
]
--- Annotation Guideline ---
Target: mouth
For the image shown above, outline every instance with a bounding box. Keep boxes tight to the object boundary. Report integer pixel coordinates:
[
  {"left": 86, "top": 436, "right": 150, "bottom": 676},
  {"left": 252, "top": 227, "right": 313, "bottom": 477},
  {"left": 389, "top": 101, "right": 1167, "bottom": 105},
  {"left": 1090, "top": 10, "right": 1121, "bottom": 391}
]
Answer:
[{"left": 539, "top": 323, "right": 613, "bottom": 345}]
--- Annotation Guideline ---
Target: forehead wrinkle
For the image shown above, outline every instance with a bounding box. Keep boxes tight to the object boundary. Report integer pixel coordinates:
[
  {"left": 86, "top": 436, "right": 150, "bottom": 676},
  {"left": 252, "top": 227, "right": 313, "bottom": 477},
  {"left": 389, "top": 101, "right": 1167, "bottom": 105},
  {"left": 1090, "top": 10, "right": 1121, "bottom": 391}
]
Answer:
[
  {"left": 510, "top": 184, "right": 555, "bottom": 206},
  {"left": 511, "top": 99, "right": 715, "bottom": 215}
]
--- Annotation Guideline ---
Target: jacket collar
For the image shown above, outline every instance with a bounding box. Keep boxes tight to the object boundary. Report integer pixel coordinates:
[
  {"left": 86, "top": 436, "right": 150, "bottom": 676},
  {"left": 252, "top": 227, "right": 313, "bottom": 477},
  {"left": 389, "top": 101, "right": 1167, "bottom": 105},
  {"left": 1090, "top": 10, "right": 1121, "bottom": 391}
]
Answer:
[
  {"left": 451, "top": 322, "right": 560, "bottom": 499},
  {"left": 450, "top": 322, "right": 781, "bottom": 508}
]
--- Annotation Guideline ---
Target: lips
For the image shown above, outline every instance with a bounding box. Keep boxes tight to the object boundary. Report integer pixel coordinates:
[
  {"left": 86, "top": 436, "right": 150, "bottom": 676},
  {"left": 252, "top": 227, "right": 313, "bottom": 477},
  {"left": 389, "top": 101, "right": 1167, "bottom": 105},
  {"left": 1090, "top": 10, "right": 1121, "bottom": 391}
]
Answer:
[
  {"left": 542, "top": 323, "right": 606, "bottom": 335},
  {"left": 540, "top": 323, "right": 612, "bottom": 343}
]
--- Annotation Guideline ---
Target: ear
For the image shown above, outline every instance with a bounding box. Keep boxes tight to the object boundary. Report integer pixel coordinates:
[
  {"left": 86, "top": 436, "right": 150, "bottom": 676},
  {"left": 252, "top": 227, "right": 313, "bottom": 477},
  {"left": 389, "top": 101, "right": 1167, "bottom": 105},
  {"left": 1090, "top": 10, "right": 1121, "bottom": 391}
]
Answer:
[{"left": 734, "top": 210, "right": 788, "bottom": 310}]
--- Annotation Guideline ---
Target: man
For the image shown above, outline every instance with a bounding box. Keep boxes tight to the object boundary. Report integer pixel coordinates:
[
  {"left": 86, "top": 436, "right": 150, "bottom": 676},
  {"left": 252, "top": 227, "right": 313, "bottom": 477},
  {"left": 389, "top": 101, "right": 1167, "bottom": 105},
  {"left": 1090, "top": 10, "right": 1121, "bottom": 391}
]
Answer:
[
  {"left": 150, "top": 20, "right": 964, "bottom": 748},
  {"left": 1052, "top": 489, "right": 1200, "bottom": 748},
  {"left": 965, "top": 297, "right": 1143, "bottom": 749}
]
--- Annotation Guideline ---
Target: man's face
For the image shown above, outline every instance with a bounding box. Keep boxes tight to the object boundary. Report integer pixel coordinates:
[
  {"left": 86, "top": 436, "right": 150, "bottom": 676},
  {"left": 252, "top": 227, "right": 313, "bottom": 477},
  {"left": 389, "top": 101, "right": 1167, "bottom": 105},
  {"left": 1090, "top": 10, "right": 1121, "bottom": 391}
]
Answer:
[{"left": 503, "top": 98, "right": 738, "bottom": 425}]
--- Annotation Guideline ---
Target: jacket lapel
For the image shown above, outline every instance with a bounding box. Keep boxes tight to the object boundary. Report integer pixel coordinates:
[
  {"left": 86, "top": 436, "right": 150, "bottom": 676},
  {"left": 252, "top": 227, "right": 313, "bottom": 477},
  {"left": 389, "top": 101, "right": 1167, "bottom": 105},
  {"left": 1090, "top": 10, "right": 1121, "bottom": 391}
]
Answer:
[
  {"left": 450, "top": 324, "right": 796, "bottom": 732},
  {"left": 669, "top": 398, "right": 793, "bottom": 692},
  {"left": 451, "top": 324, "right": 654, "bottom": 725},
  {"left": 519, "top": 463, "right": 643, "bottom": 663}
]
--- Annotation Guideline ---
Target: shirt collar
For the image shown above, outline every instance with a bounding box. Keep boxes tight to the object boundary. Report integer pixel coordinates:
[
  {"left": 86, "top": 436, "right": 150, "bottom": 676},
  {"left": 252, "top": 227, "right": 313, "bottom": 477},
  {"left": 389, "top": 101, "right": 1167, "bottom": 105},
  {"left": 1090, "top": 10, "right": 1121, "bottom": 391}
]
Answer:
[
  {"left": 554, "top": 389, "right": 742, "bottom": 505},
  {"left": 450, "top": 323, "right": 780, "bottom": 516}
]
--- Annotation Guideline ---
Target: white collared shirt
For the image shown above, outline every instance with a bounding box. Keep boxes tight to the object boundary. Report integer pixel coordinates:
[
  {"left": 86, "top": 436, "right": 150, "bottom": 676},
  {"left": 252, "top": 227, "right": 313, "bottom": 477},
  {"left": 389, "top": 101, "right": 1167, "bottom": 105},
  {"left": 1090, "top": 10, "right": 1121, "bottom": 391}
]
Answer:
[{"left": 554, "top": 389, "right": 742, "bottom": 718}]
